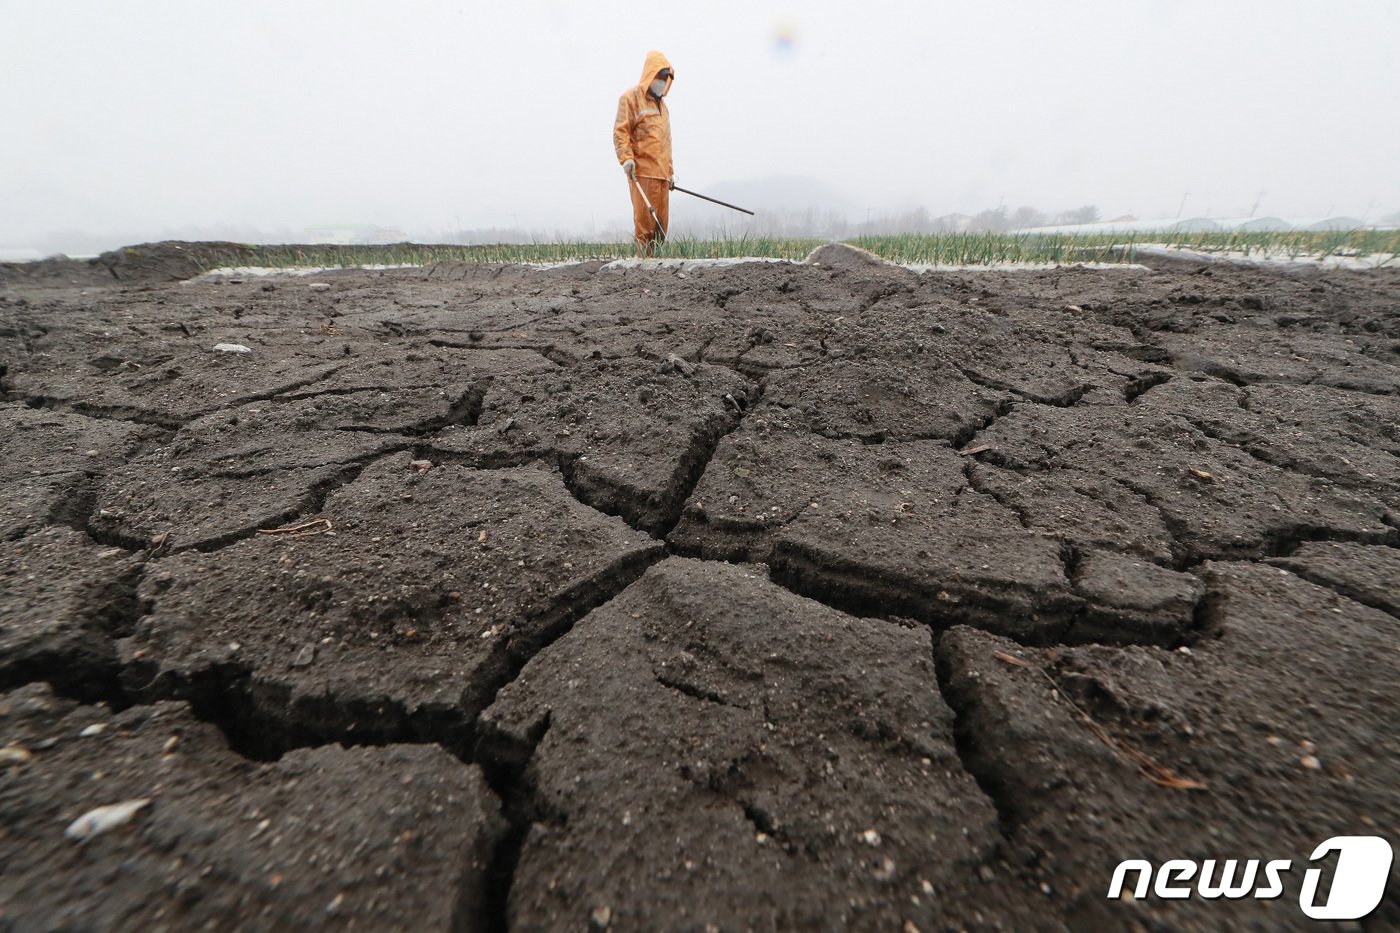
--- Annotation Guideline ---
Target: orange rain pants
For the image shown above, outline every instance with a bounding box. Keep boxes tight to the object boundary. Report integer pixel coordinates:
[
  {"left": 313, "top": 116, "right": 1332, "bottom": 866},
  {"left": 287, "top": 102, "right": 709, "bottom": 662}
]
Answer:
[{"left": 628, "top": 178, "right": 670, "bottom": 255}]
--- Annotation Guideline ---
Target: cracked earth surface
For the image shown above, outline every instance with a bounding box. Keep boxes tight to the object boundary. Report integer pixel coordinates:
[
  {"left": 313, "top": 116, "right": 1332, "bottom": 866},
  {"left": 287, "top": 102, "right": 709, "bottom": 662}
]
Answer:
[{"left": 2, "top": 244, "right": 1398, "bottom": 930}]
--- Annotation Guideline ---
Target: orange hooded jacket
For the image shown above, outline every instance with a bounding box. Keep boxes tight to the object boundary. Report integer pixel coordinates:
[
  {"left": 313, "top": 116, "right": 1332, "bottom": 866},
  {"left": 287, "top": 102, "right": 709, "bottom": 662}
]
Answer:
[{"left": 614, "top": 51, "right": 673, "bottom": 181}]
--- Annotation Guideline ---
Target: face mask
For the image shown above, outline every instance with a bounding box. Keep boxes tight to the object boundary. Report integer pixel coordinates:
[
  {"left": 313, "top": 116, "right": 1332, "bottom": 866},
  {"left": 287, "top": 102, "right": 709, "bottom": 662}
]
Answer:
[{"left": 649, "top": 77, "right": 668, "bottom": 97}]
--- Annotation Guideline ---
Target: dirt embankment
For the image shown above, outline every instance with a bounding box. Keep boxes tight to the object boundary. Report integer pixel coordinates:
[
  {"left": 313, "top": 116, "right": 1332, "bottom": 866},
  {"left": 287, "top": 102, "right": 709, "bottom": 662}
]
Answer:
[
  {"left": 0, "top": 241, "right": 455, "bottom": 289},
  {"left": 2, "top": 246, "right": 1398, "bottom": 930}
]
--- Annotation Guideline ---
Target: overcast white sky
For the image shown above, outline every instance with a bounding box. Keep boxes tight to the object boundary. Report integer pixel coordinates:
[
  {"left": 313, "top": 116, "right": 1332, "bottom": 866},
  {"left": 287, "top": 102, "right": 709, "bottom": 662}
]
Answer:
[{"left": 4, "top": 0, "right": 1399, "bottom": 251}]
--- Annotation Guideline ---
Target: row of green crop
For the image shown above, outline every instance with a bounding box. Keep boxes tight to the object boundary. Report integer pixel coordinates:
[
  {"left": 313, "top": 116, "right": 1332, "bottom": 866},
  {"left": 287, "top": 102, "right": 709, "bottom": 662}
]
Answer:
[
  {"left": 192, "top": 236, "right": 826, "bottom": 271},
  {"left": 851, "top": 233, "right": 1122, "bottom": 266},
  {"left": 193, "top": 229, "right": 1400, "bottom": 272},
  {"left": 852, "top": 229, "right": 1400, "bottom": 266},
  {"left": 1167, "top": 228, "right": 1400, "bottom": 259}
]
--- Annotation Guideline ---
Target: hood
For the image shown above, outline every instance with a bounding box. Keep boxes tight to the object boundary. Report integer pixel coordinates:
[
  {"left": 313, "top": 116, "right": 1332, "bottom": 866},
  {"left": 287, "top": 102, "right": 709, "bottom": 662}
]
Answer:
[{"left": 639, "top": 50, "right": 673, "bottom": 98}]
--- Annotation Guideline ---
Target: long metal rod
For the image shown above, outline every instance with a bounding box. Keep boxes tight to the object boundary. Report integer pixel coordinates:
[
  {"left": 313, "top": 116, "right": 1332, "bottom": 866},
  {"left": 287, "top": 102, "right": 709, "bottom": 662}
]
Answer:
[{"left": 670, "top": 184, "right": 755, "bottom": 216}]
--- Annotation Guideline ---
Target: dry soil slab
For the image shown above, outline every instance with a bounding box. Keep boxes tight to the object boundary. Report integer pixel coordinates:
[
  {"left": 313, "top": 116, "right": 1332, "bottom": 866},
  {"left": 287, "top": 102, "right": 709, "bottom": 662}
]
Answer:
[
  {"left": 938, "top": 560, "right": 1400, "bottom": 930},
  {"left": 0, "top": 684, "right": 503, "bottom": 931},
  {"left": 0, "top": 527, "right": 143, "bottom": 700},
  {"left": 482, "top": 558, "right": 1036, "bottom": 931},
  {"left": 428, "top": 356, "right": 754, "bottom": 536},
  {"left": 120, "top": 452, "right": 665, "bottom": 754}
]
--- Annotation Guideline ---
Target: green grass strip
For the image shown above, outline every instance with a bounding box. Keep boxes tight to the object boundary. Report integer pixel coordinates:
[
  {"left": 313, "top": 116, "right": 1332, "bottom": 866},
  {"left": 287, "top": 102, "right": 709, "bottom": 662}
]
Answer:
[{"left": 189, "top": 229, "right": 1400, "bottom": 273}]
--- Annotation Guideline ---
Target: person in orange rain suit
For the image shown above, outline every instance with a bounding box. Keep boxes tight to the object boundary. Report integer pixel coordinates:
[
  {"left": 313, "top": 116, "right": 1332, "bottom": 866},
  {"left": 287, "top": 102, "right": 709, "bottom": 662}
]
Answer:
[{"left": 614, "top": 51, "right": 675, "bottom": 256}]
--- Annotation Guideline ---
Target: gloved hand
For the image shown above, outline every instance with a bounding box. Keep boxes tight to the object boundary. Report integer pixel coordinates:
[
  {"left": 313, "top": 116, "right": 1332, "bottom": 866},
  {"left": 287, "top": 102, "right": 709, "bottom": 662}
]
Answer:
[
  {"left": 669, "top": 175, "right": 677, "bottom": 190},
  {"left": 622, "top": 159, "right": 636, "bottom": 180}
]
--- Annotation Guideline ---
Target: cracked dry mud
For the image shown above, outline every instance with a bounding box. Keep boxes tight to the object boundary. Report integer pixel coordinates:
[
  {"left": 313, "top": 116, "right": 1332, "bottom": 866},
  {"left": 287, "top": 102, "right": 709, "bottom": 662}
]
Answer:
[{"left": 2, "top": 243, "right": 1398, "bottom": 930}]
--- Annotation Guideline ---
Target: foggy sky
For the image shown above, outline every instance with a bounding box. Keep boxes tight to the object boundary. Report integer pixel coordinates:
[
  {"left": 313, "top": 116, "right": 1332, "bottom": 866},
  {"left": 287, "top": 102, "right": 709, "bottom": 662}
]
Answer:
[{"left": 5, "top": 0, "right": 1399, "bottom": 252}]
